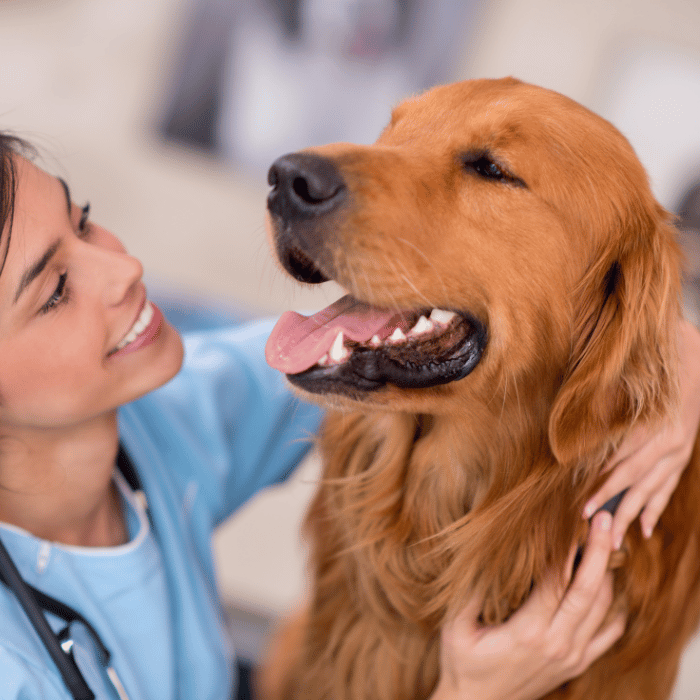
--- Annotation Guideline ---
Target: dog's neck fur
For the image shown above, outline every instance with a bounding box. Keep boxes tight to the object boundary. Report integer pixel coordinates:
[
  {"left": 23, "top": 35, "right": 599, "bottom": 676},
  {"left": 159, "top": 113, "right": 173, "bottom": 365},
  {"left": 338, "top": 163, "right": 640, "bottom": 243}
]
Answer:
[{"left": 315, "top": 393, "right": 590, "bottom": 628}]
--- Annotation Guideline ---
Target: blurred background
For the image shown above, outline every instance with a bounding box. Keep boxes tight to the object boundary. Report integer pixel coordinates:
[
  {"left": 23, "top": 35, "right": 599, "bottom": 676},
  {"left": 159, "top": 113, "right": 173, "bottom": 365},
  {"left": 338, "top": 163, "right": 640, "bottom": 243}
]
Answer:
[{"left": 1, "top": 0, "right": 699, "bottom": 694}]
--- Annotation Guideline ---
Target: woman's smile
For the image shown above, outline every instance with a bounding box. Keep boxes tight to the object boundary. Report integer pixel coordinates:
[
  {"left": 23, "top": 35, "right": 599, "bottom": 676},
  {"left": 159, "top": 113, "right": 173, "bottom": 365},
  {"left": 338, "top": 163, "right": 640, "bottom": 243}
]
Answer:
[{"left": 108, "top": 298, "right": 165, "bottom": 358}]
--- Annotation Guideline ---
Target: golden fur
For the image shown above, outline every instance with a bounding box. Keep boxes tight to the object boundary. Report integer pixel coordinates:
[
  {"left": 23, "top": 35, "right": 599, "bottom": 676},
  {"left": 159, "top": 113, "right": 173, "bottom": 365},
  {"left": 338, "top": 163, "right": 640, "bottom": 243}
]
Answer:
[{"left": 260, "top": 77, "right": 700, "bottom": 700}]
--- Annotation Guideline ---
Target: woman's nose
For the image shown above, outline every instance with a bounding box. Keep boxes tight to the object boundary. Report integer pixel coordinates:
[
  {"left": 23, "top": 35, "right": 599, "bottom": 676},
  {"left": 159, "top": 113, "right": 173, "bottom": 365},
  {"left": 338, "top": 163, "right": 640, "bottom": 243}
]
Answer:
[
  {"left": 103, "top": 250, "right": 144, "bottom": 306},
  {"left": 85, "top": 229, "right": 144, "bottom": 306}
]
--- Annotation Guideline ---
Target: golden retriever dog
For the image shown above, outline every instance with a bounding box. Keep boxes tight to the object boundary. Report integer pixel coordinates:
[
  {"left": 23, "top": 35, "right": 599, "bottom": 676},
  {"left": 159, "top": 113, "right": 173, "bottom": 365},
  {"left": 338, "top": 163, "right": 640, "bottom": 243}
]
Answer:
[{"left": 261, "top": 77, "right": 700, "bottom": 700}]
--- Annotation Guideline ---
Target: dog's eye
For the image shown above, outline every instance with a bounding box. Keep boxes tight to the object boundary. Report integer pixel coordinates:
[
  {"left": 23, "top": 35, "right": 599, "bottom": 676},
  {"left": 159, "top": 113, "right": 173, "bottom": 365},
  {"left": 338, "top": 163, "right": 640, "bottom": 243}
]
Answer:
[
  {"left": 462, "top": 154, "right": 526, "bottom": 187},
  {"left": 464, "top": 156, "right": 506, "bottom": 181}
]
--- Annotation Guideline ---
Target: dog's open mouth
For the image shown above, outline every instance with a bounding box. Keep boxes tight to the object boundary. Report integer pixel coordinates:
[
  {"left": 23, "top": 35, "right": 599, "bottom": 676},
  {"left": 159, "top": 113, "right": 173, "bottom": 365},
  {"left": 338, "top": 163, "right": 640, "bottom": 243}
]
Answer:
[{"left": 266, "top": 294, "right": 487, "bottom": 393}]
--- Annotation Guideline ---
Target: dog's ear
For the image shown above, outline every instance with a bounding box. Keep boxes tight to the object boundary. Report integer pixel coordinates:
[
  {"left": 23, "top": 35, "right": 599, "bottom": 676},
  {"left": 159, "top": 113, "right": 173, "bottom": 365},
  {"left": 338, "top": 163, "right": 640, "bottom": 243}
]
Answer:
[{"left": 548, "top": 201, "right": 681, "bottom": 470}]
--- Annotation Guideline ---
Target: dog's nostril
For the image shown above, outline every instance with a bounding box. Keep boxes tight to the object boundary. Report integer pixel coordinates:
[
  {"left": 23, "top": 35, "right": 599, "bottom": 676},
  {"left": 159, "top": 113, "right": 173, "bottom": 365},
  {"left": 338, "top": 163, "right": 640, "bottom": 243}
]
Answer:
[
  {"left": 292, "top": 175, "right": 340, "bottom": 204},
  {"left": 292, "top": 176, "right": 314, "bottom": 202}
]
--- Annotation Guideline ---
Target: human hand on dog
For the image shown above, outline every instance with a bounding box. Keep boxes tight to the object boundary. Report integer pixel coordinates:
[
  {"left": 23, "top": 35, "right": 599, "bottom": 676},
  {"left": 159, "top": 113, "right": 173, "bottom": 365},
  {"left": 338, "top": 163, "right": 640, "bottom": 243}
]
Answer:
[
  {"left": 432, "top": 512, "right": 624, "bottom": 700},
  {"left": 583, "top": 319, "right": 700, "bottom": 550}
]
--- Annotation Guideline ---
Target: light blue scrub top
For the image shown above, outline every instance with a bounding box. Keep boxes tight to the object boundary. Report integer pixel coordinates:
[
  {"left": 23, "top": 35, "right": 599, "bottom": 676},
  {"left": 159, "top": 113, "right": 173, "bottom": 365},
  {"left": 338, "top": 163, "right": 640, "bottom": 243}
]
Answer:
[{"left": 0, "top": 320, "right": 323, "bottom": 699}]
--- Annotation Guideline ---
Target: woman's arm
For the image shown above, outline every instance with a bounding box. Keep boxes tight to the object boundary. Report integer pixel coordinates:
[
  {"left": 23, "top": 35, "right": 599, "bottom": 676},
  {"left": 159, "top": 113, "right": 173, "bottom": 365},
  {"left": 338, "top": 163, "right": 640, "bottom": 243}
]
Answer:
[
  {"left": 583, "top": 319, "right": 700, "bottom": 549},
  {"left": 432, "top": 511, "right": 622, "bottom": 700}
]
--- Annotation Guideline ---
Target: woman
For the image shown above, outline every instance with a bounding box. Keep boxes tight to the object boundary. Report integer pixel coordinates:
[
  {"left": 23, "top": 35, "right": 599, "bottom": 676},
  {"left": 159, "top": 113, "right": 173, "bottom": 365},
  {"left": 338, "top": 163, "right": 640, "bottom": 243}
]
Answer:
[{"left": 0, "top": 132, "right": 697, "bottom": 700}]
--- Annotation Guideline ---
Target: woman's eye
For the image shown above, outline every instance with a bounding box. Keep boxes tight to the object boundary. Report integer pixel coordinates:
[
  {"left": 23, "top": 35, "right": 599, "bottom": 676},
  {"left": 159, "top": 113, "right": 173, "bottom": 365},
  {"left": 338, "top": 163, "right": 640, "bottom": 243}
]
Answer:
[{"left": 40, "top": 272, "right": 69, "bottom": 314}]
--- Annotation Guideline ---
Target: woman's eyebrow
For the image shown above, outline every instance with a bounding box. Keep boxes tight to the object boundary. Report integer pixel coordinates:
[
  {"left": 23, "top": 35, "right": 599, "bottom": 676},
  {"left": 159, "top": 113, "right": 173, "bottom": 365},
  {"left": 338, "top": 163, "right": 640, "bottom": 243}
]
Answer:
[
  {"left": 14, "top": 239, "right": 60, "bottom": 303},
  {"left": 58, "top": 177, "right": 72, "bottom": 217}
]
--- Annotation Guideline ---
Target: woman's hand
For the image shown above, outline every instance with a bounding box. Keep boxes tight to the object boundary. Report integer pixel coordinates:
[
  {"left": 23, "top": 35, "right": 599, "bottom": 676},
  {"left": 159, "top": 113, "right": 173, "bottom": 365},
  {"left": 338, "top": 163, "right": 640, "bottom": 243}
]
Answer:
[
  {"left": 583, "top": 319, "right": 700, "bottom": 550},
  {"left": 432, "top": 512, "right": 624, "bottom": 700}
]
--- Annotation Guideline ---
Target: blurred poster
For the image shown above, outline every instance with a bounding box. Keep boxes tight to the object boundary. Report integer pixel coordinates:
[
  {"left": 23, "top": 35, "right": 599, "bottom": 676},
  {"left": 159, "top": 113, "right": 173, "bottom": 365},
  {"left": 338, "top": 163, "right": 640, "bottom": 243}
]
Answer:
[{"left": 160, "top": 0, "right": 480, "bottom": 171}]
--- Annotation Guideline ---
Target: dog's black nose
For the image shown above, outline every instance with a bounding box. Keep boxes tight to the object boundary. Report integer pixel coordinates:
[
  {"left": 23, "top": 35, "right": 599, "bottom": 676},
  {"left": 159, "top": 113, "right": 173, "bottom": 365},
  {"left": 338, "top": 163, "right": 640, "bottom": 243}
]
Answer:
[{"left": 267, "top": 153, "right": 346, "bottom": 221}]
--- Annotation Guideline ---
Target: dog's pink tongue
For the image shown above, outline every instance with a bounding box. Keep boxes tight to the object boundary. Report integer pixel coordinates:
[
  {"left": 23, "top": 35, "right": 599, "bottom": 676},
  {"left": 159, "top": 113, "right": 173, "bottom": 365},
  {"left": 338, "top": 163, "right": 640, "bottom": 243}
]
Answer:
[{"left": 266, "top": 294, "right": 402, "bottom": 374}]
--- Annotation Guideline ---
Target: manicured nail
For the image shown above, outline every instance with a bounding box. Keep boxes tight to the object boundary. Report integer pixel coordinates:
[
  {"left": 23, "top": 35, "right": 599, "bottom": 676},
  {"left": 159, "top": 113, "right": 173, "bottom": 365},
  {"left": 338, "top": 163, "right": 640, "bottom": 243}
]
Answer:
[
  {"left": 598, "top": 512, "right": 612, "bottom": 531},
  {"left": 583, "top": 501, "right": 596, "bottom": 519},
  {"left": 642, "top": 523, "right": 653, "bottom": 539},
  {"left": 613, "top": 533, "right": 623, "bottom": 550}
]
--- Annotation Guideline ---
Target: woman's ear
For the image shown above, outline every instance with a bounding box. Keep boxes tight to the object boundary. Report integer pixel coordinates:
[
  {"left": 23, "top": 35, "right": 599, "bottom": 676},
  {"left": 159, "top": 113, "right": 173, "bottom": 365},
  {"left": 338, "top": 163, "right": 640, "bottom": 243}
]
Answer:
[{"left": 548, "top": 205, "right": 681, "bottom": 470}]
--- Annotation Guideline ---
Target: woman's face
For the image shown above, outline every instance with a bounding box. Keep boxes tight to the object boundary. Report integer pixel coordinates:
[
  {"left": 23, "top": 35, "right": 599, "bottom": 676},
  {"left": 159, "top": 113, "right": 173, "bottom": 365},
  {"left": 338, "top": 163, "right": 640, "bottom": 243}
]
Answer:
[{"left": 0, "top": 157, "right": 184, "bottom": 431}]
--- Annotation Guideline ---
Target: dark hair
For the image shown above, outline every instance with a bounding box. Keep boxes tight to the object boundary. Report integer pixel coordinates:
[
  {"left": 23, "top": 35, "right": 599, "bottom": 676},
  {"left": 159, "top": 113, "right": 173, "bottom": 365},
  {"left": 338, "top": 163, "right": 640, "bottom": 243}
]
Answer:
[{"left": 0, "top": 133, "right": 33, "bottom": 278}]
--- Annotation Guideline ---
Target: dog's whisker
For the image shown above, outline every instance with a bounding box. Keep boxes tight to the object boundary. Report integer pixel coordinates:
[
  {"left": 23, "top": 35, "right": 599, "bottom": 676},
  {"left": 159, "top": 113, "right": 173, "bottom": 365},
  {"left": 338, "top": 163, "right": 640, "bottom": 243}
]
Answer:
[
  {"left": 393, "top": 236, "right": 435, "bottom": 269},
  {"left": 358, "top": 266, "right": 375, "bottom": 306},
  {"left": 377, "top": 253, "right": 432, "bottom": 312},
  {"left": 389, "top": 256, "right": 436, "bottom": 310},
  {"left": 495, "top": 371, "right": 509, "bottom": 422},
  {"left": 394, "top": 236, "right": 450, "bottom": 298}
]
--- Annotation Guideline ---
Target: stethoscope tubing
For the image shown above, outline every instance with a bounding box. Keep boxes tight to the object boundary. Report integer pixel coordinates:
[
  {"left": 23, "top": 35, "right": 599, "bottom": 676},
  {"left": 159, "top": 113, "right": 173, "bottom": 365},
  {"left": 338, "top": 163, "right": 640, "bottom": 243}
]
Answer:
[{"left": 0, "top": 536, "right": 95, "bottom": 700}]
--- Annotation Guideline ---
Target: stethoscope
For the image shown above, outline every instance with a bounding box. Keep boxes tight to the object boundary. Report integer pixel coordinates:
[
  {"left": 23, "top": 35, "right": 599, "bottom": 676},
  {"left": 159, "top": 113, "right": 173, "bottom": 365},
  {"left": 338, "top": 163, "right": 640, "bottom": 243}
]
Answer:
[
  {"left": 0, "top": 446, "right": 139, "bottom": 700},
  {"left": 0, "top": 537, "right": 130, "bottom": 700}
]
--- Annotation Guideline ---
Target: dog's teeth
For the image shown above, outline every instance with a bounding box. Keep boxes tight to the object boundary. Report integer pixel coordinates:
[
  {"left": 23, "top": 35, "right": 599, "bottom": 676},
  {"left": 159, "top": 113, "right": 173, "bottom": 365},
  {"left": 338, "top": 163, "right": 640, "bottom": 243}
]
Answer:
[
  {"left": 429, "top": 309, "right": 456, "bottom": 325},
  {"left": 409, "top": 315, "right": 433, "bottom": 336},
  {"left": 389, "top": 328, "right": 406, "bottom": 342},
  {"left": 329, "top": 331, "right": 348, "bottom": 362},
  {"left": 369, "top": 335, "right": 382, "bottom": 347}
]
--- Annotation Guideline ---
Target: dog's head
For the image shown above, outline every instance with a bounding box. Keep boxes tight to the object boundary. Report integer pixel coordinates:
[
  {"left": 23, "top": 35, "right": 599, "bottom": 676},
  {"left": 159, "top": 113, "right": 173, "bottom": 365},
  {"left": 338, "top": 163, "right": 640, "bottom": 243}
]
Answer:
[{"left": 265, "top": 77, "right": 680, "bottom": 469}]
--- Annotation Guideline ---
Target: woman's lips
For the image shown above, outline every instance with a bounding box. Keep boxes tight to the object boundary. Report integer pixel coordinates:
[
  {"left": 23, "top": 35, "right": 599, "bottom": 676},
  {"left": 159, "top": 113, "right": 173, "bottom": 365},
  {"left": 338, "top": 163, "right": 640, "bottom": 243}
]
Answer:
[{"left": 108, "top": 300, "right": 164, "bottom": 359}]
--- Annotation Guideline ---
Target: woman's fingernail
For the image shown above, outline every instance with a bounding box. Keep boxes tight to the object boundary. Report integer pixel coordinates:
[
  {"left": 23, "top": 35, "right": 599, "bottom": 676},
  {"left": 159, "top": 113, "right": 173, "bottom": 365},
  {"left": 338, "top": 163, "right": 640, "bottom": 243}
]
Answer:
[
  {"left": 598, "top": 512, "right": 612, "bottom": 531},
  {"left": 583, "top": 501, "right": 596, "bottom": 518},
  {"left": 643, "top": 524, "right": 653, "bottom": 539}
]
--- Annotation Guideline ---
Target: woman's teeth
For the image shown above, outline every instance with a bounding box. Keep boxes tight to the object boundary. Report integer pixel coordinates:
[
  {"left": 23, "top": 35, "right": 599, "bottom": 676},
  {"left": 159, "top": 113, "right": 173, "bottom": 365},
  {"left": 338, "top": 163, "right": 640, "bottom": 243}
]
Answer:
[{"left": 113, "top": 301, "right": 154, "bottom": 352}]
